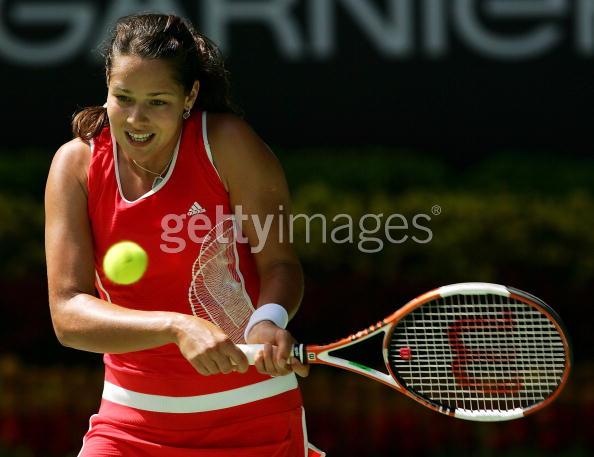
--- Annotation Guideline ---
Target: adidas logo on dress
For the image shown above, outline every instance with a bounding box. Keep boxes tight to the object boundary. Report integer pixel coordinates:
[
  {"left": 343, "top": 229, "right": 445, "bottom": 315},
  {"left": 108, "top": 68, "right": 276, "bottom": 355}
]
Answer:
[{"left": 187, "top": 202, "right": 206, "bottom": 216}]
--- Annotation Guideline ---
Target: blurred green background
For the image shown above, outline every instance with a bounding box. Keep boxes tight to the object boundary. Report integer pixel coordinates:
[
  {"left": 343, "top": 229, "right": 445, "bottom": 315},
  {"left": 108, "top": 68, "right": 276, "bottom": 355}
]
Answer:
[{"left": 0, "top": 147, "right": 592, "bottom": 456}]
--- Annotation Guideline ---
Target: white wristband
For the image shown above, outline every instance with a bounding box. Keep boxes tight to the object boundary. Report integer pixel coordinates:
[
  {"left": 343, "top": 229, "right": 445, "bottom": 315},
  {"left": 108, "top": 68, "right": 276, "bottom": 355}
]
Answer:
[{"left": 244, "top": 303, "right": 289, "bottom": 342}]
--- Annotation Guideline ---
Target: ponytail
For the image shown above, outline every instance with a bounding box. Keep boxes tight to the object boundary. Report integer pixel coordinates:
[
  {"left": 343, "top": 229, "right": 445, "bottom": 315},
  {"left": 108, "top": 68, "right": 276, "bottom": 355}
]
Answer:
[
  {"left": 72, "top": 106, "right": 108, "bottom": 143},
  {"left": 188, "top": 31, "right": 243, "bottom": 116}
]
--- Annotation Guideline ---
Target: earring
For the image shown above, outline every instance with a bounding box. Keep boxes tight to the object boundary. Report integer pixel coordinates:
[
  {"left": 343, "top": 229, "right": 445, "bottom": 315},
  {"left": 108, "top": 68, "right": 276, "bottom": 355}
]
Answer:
[{"left": 183, "top": 109, "right": 191, "bottom": 120}]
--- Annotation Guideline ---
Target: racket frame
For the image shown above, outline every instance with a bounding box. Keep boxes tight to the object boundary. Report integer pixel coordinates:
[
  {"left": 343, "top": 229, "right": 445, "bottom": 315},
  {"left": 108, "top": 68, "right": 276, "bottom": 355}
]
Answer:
[{"left": 293, "top": 282, "right": 572, "bottom": 421}]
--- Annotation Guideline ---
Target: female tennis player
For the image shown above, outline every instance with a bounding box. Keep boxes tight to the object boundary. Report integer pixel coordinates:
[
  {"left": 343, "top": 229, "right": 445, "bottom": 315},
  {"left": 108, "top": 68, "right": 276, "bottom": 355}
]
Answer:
[{"left": 45, "top": 13, "right": 324, "bottom": 457}]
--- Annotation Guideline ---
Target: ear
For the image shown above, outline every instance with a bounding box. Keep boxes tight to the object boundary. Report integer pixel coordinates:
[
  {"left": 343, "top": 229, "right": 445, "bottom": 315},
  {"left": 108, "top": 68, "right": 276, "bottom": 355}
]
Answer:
[{"left": 185, "top": 80, "right": 200, "bottom": 111}]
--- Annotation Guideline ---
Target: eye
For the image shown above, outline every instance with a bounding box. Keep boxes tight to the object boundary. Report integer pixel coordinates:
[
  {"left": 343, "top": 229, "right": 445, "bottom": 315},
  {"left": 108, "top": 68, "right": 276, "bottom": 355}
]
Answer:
[
  {"left": 150, "top": 100, "right": 167, "bottom": 106},
  {"left": 115, "top": 95, "right": 131, "bottom": 103}
]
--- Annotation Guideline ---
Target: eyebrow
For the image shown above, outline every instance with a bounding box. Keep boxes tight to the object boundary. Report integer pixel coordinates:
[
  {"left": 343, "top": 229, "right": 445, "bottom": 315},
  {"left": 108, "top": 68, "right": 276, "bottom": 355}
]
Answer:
[{"left": 115, "top": 87, "right": 175, "bottom": 96}]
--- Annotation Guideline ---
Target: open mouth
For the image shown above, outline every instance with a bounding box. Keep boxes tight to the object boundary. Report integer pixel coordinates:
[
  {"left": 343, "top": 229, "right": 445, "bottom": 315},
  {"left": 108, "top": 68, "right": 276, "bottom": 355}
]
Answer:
[{"left": 126, "top": 131, "right": 155, "bottom": 144}]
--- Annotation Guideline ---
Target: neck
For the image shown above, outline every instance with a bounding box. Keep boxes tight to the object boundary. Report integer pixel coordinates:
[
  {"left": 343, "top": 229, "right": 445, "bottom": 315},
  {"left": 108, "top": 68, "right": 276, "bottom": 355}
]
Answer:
[
  {"left": 123, "top": 128, "right": 181, "bottom": 180},
  {"left": 132, "top": 155, "right": 172, "bottom": 178},
  {"left": 124, "top": 151, "right": 175, "bottom": 191}
]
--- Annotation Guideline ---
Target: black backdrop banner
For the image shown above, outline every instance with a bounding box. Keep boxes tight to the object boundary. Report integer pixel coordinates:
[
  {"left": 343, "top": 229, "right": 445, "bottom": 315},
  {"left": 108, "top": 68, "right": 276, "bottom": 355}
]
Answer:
[{"left": 0, "top": 0, "right": 591, "bottom": 157}]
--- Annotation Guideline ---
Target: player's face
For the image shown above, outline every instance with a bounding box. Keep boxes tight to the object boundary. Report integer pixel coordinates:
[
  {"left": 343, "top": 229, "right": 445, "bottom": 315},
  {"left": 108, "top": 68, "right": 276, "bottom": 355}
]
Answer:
[{"left": 106, "top": 55, "right": 195, "bottom": 165}]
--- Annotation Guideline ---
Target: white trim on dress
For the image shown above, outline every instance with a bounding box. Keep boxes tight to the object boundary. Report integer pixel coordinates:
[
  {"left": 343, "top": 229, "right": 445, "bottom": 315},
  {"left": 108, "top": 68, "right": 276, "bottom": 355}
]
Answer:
[
  {"left": 201, "top": 111, "right": 224, "bottom": 183},
  {"left": 101, "top": 374, "right": 298, "bottom": 413},
  {"left": 112, "top": 129, "right": 182, "bottom": 204}
]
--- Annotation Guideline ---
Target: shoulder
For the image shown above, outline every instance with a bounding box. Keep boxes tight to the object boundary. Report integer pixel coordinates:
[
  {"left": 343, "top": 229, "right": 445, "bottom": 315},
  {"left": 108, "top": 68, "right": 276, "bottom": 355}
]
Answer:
[
  {"left": 204, "top": 112, "right": 289, "bottom": 199},
  {"left": 205, "top": 113, "right": 282, "bottom": 186},
  {"left": 48, "top": 138, "right": 92, "bottom": 196},
  {"left": 56, "top": 137, "right": 91, "bottom": 157},
  {"left": 205, "top": 113, "right": 263, "bottom": 153}
]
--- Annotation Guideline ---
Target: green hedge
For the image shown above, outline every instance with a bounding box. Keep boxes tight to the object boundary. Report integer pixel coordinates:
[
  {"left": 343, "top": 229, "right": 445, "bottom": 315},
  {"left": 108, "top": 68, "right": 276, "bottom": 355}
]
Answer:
[
  {"left": 278, "top": 148, "right": 594, "bottom": 196},
  {"left": 2, "top": 148, "right": 592, "bottom": 283},
  {"left": 290, "top": 184, "right": 594, "bottom": 287},
  {"left": 3, "top": 185, "right": 593, "bottom": 287},
  {"left": 0, "top": 194, "right": 45, "bottom": 279},
  {"left": 0, "top": 150, "right": 52, "bottom": 198},
  {"left": 2, "top": 148, "right": 594, "bottom": 198}
]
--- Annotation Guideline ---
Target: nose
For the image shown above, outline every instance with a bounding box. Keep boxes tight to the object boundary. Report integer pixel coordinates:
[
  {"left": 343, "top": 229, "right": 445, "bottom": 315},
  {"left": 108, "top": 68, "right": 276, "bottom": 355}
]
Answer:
[{"left": 126, "top": 103, "right": 149, "bottom": 127}]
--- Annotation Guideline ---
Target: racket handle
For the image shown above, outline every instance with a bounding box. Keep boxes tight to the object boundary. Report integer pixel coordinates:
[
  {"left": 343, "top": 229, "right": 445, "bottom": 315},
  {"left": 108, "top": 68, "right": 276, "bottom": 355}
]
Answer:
[{"left": 237, "top": 344, "right": 305, "bottom": 365}]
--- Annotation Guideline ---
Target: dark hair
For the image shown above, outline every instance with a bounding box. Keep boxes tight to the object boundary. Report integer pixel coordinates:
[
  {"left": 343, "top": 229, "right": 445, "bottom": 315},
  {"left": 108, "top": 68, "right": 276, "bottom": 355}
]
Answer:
[{"left": 72, "top": 13, "right": 241, "bottom": 143}]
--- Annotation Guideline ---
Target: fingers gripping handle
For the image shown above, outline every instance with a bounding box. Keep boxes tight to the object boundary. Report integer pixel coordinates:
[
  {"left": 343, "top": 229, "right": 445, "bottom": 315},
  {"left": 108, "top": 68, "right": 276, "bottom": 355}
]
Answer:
[
  {"left": 236, "top": 344, "right": 263, "bottom": 364},
  {"left": 237, "top": 344, "right": 305, "bottom": 365}
]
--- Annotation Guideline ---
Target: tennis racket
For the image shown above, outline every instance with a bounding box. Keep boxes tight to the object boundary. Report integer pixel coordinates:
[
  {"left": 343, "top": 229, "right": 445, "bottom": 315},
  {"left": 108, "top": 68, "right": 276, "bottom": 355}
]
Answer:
[{"left": 238, "top": 283, "right": 571, "bottom": 422}]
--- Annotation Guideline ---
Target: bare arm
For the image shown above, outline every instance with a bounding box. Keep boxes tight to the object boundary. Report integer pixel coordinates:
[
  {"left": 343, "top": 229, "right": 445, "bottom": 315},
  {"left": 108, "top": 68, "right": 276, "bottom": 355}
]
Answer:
[
  {"left": 208, "top": 114, "right": 307, "bottom": 377},
  {"left": 45, "top": 139, "right": 248, "bottom": 374}
]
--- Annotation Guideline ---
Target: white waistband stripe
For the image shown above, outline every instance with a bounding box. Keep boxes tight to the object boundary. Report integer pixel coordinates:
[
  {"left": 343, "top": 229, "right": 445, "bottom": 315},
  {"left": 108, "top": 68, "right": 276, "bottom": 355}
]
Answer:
[{"left": 102, "top": 374, "right": 298, "bottom": 413}]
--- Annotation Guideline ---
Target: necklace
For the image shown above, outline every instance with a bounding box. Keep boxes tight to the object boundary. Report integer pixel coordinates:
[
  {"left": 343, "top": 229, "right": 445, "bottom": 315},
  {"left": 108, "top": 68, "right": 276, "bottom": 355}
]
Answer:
[{"left": 132, "top": 154, "right": 174, "bottom": 189}]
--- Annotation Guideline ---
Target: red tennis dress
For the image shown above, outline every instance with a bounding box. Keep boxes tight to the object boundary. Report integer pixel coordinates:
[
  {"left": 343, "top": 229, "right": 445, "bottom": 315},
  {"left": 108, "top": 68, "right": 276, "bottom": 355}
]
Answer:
[{"left": 80, "top": 111, "right": 324, "bottom": 457}]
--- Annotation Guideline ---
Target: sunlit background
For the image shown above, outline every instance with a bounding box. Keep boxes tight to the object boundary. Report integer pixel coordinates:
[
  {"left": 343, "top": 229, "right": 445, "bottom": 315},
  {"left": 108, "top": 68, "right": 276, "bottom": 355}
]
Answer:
[{"left": 1, "top": 1, "right": 593, "bottom": 456}]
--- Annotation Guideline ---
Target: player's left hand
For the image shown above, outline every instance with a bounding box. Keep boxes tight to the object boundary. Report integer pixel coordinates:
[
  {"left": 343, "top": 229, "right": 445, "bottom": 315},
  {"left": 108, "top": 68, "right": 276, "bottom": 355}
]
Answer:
[{"left": 246, "top": 321, "right": 309, "bottom": 378}]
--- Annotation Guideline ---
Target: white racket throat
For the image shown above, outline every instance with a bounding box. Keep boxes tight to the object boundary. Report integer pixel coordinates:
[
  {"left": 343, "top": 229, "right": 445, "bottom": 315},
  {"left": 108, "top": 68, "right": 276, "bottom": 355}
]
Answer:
[{"left": 305, "top": 324, "right": 399, "bottom": 388}]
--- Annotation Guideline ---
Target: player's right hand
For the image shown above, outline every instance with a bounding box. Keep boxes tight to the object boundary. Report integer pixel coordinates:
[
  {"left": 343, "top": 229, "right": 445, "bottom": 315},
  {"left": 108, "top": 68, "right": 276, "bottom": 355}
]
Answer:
[
  {"left": 172, "top": 314, "right": 249, "bottom": 376},
  {"left": 246, "top": 320, "right": 310, "bottom": 378}
]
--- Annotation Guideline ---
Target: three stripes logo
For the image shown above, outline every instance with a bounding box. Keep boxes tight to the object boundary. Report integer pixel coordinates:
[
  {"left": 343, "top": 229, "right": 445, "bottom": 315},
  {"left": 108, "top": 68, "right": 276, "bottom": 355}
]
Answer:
[{"left": 187, "top": 201, "right": 206, "bottom": 216}]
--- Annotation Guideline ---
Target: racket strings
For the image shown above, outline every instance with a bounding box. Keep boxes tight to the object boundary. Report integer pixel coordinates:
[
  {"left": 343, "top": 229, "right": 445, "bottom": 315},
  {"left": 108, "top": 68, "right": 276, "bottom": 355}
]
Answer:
[
  {"left": 389, "top": 294, "right": 567, "bottom": 414},
  {"left": 188, "top": 218, "right": 254, "bottom": 343}
]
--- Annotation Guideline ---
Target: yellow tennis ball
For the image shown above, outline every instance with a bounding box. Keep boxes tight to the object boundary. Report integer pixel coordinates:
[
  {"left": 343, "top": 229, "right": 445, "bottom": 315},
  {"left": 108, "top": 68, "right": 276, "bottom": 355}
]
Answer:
[{"left": 103, "top": 241, "right": 148, "bottom": 285}]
